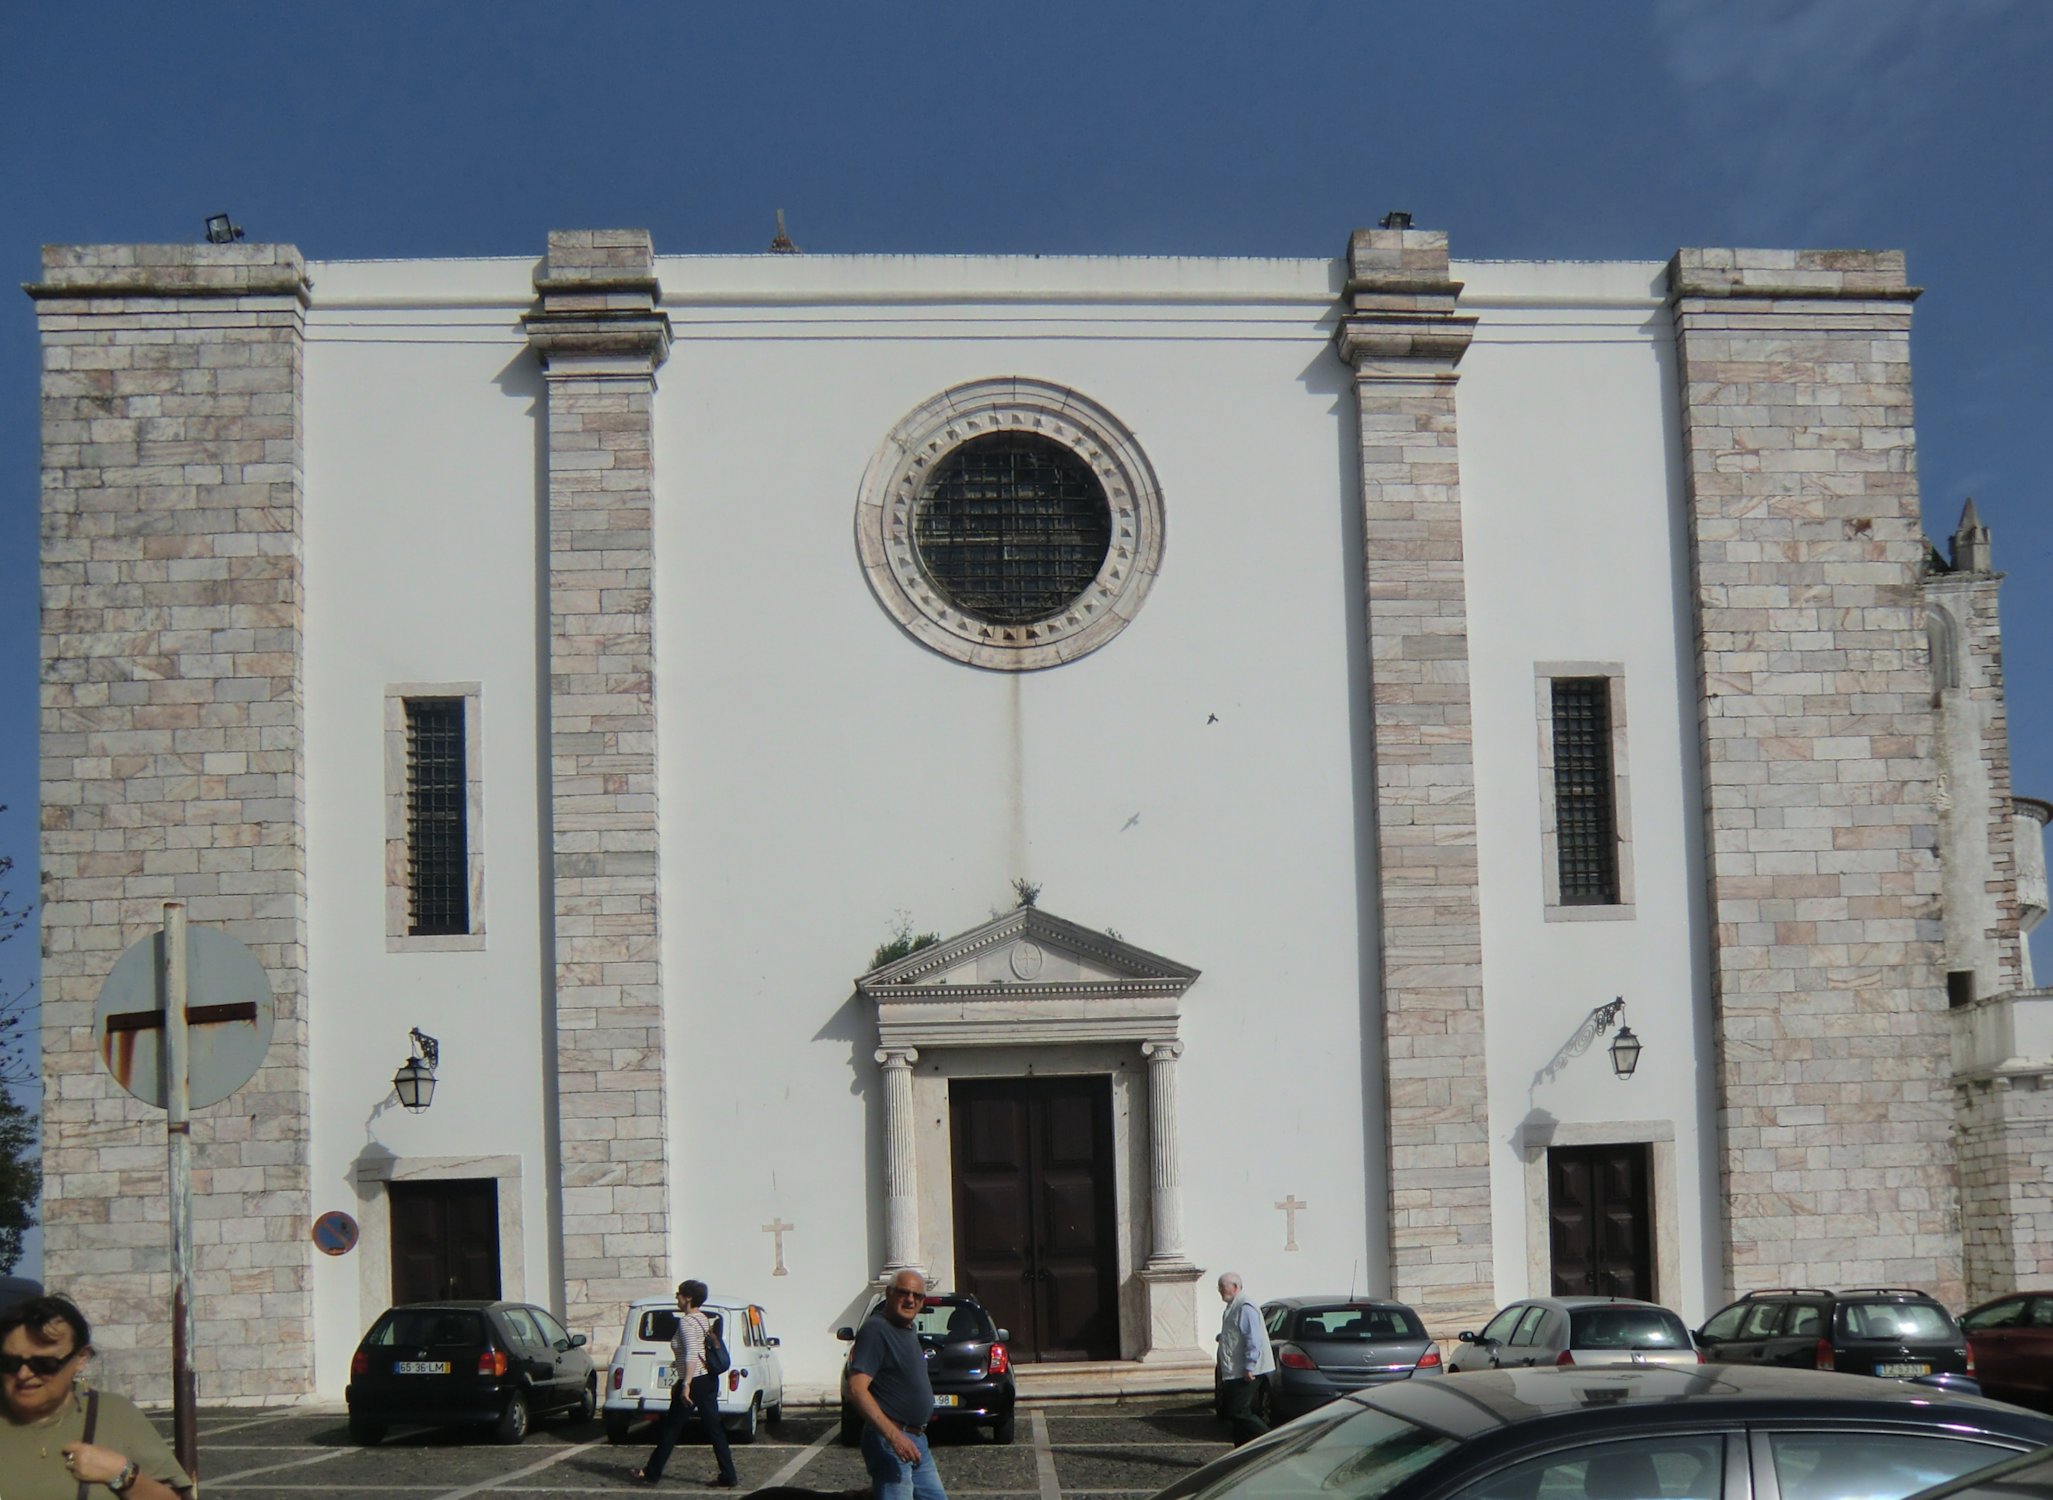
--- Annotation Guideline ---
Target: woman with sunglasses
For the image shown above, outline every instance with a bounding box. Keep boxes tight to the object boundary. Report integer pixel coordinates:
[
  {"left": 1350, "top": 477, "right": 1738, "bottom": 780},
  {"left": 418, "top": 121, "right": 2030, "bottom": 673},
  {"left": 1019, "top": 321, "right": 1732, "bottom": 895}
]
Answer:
[{"left": 0, "top": 1294, "right": 191, "bottom": 1498}]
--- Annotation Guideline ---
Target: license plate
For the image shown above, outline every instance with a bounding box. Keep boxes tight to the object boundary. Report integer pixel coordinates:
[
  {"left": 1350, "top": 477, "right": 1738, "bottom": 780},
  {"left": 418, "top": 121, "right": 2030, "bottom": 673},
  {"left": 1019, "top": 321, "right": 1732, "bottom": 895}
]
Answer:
[
  {"left": 395, "top": 1361, "right": 450, "bottom": 1375},
  {"left": 1877, "top": 1362, "right": 1931, "bottom": 1377},
  {"left": 655, "top": 1365, "right": 671, "bottom": 1385},
  {"left": 934, "top": 1394, "right": 960, "bottom": 1408}
]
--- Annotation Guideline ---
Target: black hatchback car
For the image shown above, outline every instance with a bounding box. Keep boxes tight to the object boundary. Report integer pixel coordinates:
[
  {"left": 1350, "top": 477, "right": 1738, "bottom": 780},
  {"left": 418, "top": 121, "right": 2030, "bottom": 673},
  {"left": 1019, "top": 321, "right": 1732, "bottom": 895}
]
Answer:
[
  {"left": 1146, "top": 1366, "right": 2053, "bottom": 1500},
  {"left": 837, "top": 1292, "right": 1015, "bottom": 1444},
  {"left": 1695, "top": 1287, "right": 1978, "bottom": 1393},
  {"left": 347, "top": 1300, "right": 598, "bottom": 1444}
]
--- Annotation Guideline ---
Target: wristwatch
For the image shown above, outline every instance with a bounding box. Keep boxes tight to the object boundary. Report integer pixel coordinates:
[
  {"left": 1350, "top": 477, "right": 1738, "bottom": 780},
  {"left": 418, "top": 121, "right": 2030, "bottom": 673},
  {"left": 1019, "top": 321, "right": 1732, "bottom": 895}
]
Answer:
[{"left": 109, "top": 1459, "right": 140, "bottom": 1494}]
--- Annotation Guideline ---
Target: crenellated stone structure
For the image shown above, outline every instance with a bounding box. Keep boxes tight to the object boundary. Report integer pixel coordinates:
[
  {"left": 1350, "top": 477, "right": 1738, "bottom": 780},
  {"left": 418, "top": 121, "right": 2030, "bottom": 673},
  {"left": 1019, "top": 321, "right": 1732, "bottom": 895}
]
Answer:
[
  {"left": 1670, "top": 249, "right": 1962, "bottom": 1303},
  {"left": 30, "top": 243, "right": 314, "bottom": 1399}
]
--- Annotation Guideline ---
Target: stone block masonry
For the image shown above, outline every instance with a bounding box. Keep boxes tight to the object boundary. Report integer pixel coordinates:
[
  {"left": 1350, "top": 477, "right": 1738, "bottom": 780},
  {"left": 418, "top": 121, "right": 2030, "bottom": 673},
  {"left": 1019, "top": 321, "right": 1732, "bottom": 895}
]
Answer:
[
  {"left": 1670, "top": 248, "right": 1963, "bottom": 1304},
  {"left": 523, "top": 231, "right": 673, "bottom": 1357},
  {"left": 1333, "top": 228, "right": 1494, "bottom": 1332},
  {"left": 30, "top": 243, "right": 313, "bottom": 1399}
]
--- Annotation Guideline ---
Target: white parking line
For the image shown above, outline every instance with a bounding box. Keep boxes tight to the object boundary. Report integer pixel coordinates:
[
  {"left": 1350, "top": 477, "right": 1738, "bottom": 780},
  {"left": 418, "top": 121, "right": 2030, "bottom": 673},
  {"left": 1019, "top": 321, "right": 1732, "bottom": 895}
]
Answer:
[
  {"left": 203, "top": 1448, "right": 352, "bottom": 1484},
  {"left": 424, "top": 1436, "right": 606, "bottom": 1500},
  {"left": 763, "top": 1424, "right": 839, "bottom": 1487},
  {"left": 1030, "top": 1411, "right": 1062, "bottom": 1500},
  {"left": 198, "top": 1411, "right": 307, "bottom": 1438}
]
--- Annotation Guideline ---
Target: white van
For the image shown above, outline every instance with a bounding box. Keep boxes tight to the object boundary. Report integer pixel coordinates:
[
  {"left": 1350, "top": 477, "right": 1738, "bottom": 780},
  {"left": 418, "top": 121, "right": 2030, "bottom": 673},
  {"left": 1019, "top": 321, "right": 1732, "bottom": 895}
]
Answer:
[{"left": 603, "top": 1296, "right": 786, "bottom": 1444}]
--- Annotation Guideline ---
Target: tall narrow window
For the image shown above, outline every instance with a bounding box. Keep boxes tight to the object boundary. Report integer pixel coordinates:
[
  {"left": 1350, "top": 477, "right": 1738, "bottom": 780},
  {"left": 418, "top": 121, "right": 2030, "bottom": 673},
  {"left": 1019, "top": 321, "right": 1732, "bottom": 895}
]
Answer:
[
  {"left": 1551, "top": 677, "right": 1620, "bottom": 905},
  {"left": 405, "top": 697, "right": 469, "bottom": 935}
]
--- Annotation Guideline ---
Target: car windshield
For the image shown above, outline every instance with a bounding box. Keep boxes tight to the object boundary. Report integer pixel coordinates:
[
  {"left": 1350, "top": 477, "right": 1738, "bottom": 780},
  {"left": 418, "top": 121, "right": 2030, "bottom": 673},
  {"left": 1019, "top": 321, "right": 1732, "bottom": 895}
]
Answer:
[
  {"left": 1841, "top": 1303, "right": 1956, "bottom": 1340},
  {"left": 1570, "top": 1307, "right": 1690, "bottom": 1349},
  {"left": 1293, "top": 1306, "right": 1425, "bottom": 1341},
  {"left": 369, "top": 1309, "right": 483, "bottom": 1347},
  {"left": 1154, "top": 1399, "right": 1456, "bottom": 1500},
  {"left": 909, "top": 1298, "right": 996, "bottom": 1342}
]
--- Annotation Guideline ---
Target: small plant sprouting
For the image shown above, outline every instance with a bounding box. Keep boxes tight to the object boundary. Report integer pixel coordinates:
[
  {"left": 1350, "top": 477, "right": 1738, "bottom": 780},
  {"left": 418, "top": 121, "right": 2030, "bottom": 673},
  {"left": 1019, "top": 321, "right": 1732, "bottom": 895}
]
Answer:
[
  {"left": 1011, "top": 877, "right": 1041, "bottom": 909},
  {"left": 870, "top": 910, "right": 939, "bottom": 971}
]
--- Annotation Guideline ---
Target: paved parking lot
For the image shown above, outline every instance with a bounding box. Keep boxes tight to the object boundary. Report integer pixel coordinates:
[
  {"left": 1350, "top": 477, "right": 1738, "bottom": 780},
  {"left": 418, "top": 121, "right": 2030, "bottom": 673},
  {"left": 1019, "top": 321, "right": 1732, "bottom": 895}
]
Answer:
[{"left": 175, "top": 1398, "right": 1231, "bottom": 1499}]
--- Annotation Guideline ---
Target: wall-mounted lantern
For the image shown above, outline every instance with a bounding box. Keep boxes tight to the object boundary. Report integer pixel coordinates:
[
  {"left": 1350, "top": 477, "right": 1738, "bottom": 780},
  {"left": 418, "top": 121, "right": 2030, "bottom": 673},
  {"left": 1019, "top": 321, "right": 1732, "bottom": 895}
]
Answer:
[
  {"left": 392, "top": 1028, "right": 440, "bottom": 1112},
  {"left": 1592, "top": 998, "right": 1641, "bottom": 1080}
]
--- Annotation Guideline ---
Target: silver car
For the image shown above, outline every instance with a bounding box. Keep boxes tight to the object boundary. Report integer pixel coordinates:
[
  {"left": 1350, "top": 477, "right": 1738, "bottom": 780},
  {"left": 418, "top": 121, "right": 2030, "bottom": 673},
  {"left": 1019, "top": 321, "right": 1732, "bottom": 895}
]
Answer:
[{"left": 1446, "top": 1295, "right": 1700, "bottom": 1372}]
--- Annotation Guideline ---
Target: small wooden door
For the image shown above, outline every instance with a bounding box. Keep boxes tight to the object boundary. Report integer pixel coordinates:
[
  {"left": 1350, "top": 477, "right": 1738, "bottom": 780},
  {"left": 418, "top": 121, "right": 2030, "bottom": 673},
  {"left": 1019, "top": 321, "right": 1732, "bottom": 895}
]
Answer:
[
  {"left": 950, "top": 1076, "right": 1118, "bottom": 1363},
  {"left": 389, "top": 1179, "right": 501, "bottom": 1303},
  {"left": 1548, "top": 1144, "right": 1651, "bottom": 1300}
]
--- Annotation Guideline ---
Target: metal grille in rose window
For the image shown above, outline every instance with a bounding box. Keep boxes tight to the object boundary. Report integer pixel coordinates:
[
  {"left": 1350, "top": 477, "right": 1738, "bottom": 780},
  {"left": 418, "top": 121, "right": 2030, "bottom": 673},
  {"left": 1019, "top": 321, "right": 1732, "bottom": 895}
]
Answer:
[
  {"left": 1551, "top": 677, "right": 1619, "bottom": 905},
  {"left": 405, "top": 697, "right": 469, "bottom": 935},
  {"left": 913, "top": 434, "right": 1113, "bottom": 624}
]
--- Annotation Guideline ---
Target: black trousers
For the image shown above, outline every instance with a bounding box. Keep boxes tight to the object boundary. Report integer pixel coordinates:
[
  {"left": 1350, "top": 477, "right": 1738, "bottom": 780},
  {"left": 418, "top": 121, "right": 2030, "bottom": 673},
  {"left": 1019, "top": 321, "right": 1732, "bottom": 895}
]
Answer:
[
  {"left": 1220, "top": 1376, "right": 1269, "bottom": 1447},
  {"left": 643, "top": 1372, "right": 738, "bottom": 1482}
]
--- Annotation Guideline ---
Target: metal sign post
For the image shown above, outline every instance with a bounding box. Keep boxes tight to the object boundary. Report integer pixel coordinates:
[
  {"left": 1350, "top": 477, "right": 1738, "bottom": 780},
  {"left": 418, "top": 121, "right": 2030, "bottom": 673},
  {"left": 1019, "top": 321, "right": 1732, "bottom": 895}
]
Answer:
[{"left": 93, "top": 903, "right": 275, "bottom": 1490}]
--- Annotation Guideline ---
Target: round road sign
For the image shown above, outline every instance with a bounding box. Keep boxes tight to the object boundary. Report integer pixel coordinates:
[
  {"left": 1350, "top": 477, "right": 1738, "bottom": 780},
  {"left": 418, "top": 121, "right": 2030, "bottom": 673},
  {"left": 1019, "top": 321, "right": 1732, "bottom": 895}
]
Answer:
[
  {"left": 92, "top": 925, "right": 275, "bottom": 1109},
  {"left": 312, "top": 1211, "right": 360, "bottom": 1256}
]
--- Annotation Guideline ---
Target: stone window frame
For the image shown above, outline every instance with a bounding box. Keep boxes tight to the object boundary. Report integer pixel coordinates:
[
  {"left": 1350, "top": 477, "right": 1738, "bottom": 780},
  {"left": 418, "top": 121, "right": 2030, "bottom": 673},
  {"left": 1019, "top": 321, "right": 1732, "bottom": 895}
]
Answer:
[
  {"left": 855, "top": 377, "right": 1165, "bottom": 671},
  {"left": 385, "top": 683, "right": 485, "bottom": 951},
  {"left": 1535, "top": 662, "right": 1635, "bottom": 922}
]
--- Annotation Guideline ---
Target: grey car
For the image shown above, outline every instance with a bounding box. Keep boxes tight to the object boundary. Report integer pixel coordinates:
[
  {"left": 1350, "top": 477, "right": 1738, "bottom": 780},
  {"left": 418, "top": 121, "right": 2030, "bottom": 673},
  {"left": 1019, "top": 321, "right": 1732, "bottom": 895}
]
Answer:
[
  {"left": 1252, "top": 1297, "right": 1442, "bottom": 1420},
  {"left": 1447, "top": 1295, "right": 1699, "bottom": 1372}
]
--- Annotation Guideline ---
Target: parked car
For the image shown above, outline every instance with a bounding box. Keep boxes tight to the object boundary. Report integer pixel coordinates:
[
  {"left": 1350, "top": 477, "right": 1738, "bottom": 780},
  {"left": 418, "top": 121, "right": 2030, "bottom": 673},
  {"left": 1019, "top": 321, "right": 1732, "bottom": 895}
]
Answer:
[
  {"left": 837, "top": 1291, "right": 1015, "bottom": 1444},
  {"left": 346, "top": 1299, "right": 596, "bottom": 1444},
  {"left": 603, "top": 1295, "right": 786, "bottom": 1444},
  {"left": 1960, "top": 1292, "right": 2053, "bottom": 1410},
  {"left": 1445, "top": 1295, "right": 1698, "bottom": 1372},
  {"left": 1144, "top": 1366, "right": 2053, "bottom": 1500},
  {"left": 1695, "top": 1287, "right": 1978, "bottom": 1393},
  {"left": 1239, "top": 1297, "right": 1440, "bottom": 1422},
  {"left": 1904, "top": 1442, "right": 2053, "bottom": 1500}
]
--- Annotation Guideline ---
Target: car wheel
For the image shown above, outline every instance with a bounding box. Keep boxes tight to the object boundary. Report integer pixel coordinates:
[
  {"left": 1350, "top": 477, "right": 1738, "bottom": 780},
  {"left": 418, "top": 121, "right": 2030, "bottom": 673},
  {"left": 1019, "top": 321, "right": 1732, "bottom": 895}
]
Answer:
[
  {"left": 348, "top": 1417, "right": 385, "bottom": 1446},
  {"left": 992, "top": 1410, "right": 1016, "bottom": 1445},
  {"left": 732, "top": 1393, "right": 759, "bottom": 1445},
  {"left": 604, "top": 1410, "right": 633, "bottom": 1444},
  {"left": 1252, "top": 1380, "right": 1273, "bottom": 1425},
  {"left": 494, "top": 1391, "right": 530, "bottom": 1445},
  {"left": 766, "top": 1395, "right": 783, "bottom": 1424},
  {"left": 572, "top": 1376, "right": 596, "bottom": 1423},
  {"left": 839, "top": 1407, "right": 862, "bottom": 1447}
]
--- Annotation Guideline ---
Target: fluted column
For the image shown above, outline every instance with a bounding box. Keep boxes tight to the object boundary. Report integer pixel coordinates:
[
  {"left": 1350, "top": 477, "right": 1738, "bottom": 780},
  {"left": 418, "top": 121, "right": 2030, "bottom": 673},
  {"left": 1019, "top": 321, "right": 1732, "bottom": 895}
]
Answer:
[
  {"left": 1140, "top": 1040, "right": 1191, "bottom": 1266},
  {"left": 876, "top": 1047, "right": 922, "bottom": 1273}
]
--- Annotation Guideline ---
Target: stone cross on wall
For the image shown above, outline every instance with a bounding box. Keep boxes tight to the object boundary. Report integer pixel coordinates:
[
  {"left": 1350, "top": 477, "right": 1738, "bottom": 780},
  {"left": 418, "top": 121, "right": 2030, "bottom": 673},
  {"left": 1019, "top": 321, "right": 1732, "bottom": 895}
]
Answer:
[
  {"left": 1276, "top": 1195, "right": 1307, "bottom": 1251},
  {"left": 763, "top": 1218, "right": 793, "bottom": 1277}
]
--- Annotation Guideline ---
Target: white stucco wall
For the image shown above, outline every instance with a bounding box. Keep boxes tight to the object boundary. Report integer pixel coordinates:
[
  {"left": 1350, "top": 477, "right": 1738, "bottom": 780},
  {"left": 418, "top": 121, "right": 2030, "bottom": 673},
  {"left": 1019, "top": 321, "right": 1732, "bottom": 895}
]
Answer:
[{"left": 288, "top": 250, "right": 1720, "bottom": 1395}]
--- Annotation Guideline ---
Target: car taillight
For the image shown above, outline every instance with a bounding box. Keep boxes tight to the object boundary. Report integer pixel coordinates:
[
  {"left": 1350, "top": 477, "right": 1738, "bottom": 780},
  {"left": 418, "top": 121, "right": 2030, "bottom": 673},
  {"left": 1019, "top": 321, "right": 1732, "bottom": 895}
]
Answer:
[
  {"left": 1966, "top": 1346, "right": 1976, "bottom": 1374},
  {"left": 989, "top": 1343, "right": 1009, "bottom": 1375},
  {"left": 1815, "top": 1339, "right": 1834, "bottom": 1371},
  {"left": 729, "top": 1370, "right": 742, "bottom": 1392},
  {"left": 351, "top": 1350, "right": 368, "bottom": 1377},
  {"left": 1694, "top": 1348, "right": 1705, "bottom": 1364},
  {"left": 1279, "top": 1347, "right": 1317, "bottom": 1370},
  {"left": 612, "top": 1366, "right": 624, "bottom": 1390},
  {"left": 1415, "top": 1348, "right": 1442, "bottom": 1369},
  {"left": 478, "top": 1350, "right": 508, "bottom": 1377},
  {"left": 1555, "top": 1349, "right": 1574, "bottom": 1367}
]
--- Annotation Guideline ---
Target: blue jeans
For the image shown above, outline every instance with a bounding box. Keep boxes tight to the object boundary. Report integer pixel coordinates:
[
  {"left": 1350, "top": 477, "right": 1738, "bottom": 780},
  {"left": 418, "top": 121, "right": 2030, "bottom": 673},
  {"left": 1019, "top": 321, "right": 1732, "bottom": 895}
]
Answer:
[{"left": 859, "top": 1425, "right": 949, "bottom": 1500}]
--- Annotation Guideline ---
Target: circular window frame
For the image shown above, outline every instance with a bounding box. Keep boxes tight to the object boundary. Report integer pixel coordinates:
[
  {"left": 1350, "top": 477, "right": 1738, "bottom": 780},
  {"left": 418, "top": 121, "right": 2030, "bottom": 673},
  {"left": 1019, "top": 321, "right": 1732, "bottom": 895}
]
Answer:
[{"left": 856, "top": 378, "right": 1165, "bottom": 671}]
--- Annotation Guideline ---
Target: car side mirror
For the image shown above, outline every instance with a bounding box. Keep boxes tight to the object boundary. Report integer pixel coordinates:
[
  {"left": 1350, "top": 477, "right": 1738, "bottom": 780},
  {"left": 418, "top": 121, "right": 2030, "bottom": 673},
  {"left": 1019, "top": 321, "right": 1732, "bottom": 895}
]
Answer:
[
  {"left": 767, "top": 1335, "right": 780, "bottom": 1347},
  {"left": 837, "top": 1327, "right": 856, "bottom": 1342},
  {"left": 570, "top": 1333, "right": 588, "bottom": 1347},
  {"left": 1691, "top": 1330, "right": 1707, "bottom": 1348},
  {"left": 995, "top": 1329, "right": 1009, "bottom": 1342},
  {"left": 1457, "top": 1330, "right": 1478, "bottom": 1344}
]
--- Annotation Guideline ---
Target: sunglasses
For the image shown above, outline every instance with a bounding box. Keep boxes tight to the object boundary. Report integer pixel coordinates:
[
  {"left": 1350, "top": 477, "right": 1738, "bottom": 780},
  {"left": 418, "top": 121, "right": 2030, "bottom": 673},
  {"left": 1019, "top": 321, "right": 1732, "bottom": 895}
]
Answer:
[
  {"left": 0, "top": 1349, "right": 81, "bottom": 1377},
  {"left": 891, "top": 1290, "right": 926, "bottom": 1302}
]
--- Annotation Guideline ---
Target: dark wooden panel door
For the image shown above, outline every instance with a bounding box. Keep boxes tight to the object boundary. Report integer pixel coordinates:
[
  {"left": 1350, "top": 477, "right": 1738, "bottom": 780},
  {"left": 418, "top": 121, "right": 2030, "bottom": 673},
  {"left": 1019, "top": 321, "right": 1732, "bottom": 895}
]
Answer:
[
  {"left": 950, "top": 1076, "right": 1118, "bottom": 1363},
  {"left": 389, "top": 1179, "right": 502, "bottom": 1303},
  {"left": 1548, "top": 1144, "right": 1651, "bottom": 1300}
]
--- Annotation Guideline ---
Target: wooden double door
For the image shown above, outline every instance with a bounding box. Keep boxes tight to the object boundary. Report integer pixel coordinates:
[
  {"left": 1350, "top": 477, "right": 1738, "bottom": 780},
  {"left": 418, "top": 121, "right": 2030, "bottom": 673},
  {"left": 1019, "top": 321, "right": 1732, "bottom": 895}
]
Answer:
[
  {"left": 1548, "top": 1143, "right": 1652, "bottom": 1300},
  {"left": 950, "top": 1076, "right": 1120, "bottom": 1363},
  {"left": 390, "top": 1178, "right": 502, "bottom": 1304}
]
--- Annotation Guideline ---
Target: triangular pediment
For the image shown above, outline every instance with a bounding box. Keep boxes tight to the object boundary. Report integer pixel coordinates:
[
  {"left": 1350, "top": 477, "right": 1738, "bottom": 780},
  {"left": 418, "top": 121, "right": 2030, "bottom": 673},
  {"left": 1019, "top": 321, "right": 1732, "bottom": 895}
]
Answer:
[{"left": 857, "top": 907, "right": 1200, "bottom": 1050}]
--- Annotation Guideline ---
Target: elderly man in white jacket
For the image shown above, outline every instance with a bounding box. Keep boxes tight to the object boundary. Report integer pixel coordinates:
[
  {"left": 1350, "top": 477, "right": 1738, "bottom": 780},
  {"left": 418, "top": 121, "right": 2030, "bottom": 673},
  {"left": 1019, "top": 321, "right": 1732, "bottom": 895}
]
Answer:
[{"left": 1216, "top": 1272, "right": 1276, "bottom": 1445}]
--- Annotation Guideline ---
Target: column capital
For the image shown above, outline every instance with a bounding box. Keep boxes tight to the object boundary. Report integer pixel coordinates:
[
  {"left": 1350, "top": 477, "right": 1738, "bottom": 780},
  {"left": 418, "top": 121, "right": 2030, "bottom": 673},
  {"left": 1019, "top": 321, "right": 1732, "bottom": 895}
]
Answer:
[
  {"left": 875, "top": 1046, "right": 919, "bottom": 1069},
  {"left": 1335, "top": 226, "right": 1474, "bottom": 373},
  {"left": 1140, "top": 1038, "right": 1183, "bottom": 1062},
  {"left": 524, "top": 228, "right": 670, "bottom": 374}
]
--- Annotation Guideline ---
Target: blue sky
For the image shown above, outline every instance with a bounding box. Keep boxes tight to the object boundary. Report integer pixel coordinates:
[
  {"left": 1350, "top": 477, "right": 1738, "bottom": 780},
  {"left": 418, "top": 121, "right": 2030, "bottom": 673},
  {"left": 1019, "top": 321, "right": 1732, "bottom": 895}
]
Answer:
[{"left": 3, "top": 1, "right": 2051, "bottom": 1200}]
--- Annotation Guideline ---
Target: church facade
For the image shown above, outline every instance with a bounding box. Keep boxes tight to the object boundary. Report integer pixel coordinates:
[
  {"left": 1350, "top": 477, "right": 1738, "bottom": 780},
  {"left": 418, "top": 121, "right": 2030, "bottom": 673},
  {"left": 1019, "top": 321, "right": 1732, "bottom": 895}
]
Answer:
[{"left": 29, "top": 225, "right": 2049, "bottom": 1402}]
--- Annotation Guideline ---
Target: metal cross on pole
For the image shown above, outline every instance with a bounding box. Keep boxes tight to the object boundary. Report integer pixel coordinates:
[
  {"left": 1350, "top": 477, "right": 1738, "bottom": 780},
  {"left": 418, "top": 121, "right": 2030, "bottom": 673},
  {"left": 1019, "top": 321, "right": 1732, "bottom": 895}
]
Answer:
[{"left": 94, "top": 903, "right": 276, "bottom": 1486}]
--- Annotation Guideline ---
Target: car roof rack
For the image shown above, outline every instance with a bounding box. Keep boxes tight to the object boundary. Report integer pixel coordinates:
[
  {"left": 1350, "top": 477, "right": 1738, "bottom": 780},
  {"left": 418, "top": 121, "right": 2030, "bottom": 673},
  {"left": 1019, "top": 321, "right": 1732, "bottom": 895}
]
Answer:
[
  {"left": 1740, "top": 1288, "right": 1831, "bottom": 1299},
  {"left": 1838, "top": 1288, "right": 1933, "bottom": 1298}
]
